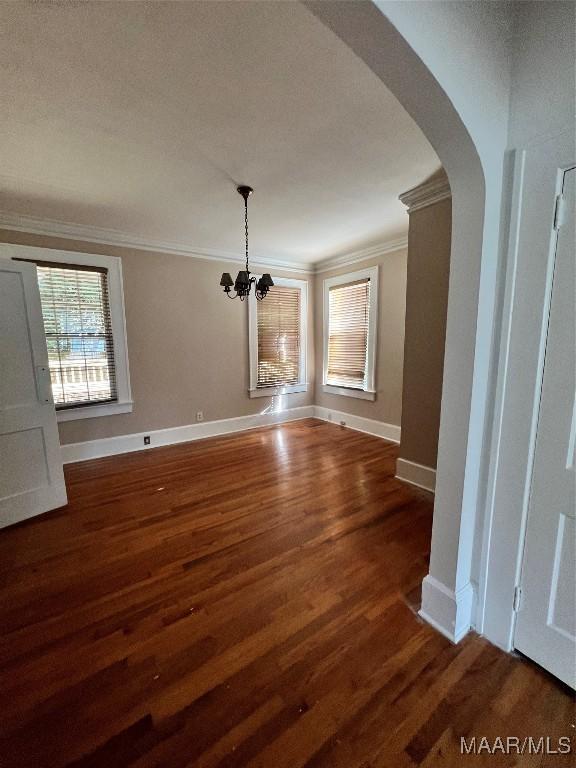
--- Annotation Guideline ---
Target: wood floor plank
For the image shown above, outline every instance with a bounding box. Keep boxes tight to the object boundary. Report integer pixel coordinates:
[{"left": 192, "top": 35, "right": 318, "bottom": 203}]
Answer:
[{"left": 0, "top": 419, "right": 572, "bottom": 767}]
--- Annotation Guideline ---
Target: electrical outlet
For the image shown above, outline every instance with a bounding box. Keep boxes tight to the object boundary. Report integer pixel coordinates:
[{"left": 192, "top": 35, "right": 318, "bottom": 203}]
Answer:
[
  {"left": 196, "top": 411, "right": 203, "bottom": 422},
  {"left": 144, "top": 435, "right": 151, "bottom": 445}
]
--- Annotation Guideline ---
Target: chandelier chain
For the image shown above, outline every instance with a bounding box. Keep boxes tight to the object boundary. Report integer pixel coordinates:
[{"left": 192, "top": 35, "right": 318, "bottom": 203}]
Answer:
[{"left": 244, "top": 196, "right": 249, "bottom": 272}]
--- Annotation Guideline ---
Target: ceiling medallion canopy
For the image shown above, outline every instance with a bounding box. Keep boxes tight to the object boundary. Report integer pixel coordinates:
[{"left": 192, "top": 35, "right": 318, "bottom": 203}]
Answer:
[{"left": 219, "top": 186, "right": 274, "bottom": 301}]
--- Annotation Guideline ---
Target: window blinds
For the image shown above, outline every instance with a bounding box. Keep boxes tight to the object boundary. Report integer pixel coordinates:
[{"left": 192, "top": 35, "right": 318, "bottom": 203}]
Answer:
[
  {"left": 257, "top": 284, "right": 301, "bottom": 388},
  {"left": 35, "top": 262, "right": 117, "bottom": 408},
  {"left": 327, "top": 278, "right": 370, "bottom": 389}
]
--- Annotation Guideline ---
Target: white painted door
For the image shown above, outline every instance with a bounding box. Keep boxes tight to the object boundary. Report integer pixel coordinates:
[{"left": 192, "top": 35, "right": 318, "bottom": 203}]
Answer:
[
  {"left": 514, "top": 167, "right": 576, "bottom": 688},
  {"left": 0, "top": 258, "right": 67, "bottom": 528}
]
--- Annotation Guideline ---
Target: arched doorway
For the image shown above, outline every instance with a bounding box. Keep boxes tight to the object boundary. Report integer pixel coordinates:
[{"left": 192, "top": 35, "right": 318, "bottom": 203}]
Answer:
[{"left": 306, "top": 0, "right": 510, "bottom": 641}]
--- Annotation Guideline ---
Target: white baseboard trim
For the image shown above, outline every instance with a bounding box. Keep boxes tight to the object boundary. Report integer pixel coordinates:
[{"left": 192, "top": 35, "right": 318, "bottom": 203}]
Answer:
[
  {"left": 61, "top": 406, "right": 315, "bottom": 463},
  {"left": 395, "top": 457, "right": 436, "bottom": 493},
  {"left": 61, "top": 404, "right": 401, "bottom": 464},
  {"left": 313, "top": 406, "right": 400, "bottom": 443},
  {"left": 419, "top": 574, "right": 475, "bottom": 644}
]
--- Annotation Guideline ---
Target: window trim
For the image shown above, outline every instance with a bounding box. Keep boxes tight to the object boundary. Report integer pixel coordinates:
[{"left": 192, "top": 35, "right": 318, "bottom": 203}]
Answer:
[
  {"left": 322, "top": 266, "right": 379, "bottom": 400},
  {"left": 248, "top": 275, "right": 308, "bottom": 398},
  {"left": 10, "top": 245, "right": 132, "bottom": 422}
]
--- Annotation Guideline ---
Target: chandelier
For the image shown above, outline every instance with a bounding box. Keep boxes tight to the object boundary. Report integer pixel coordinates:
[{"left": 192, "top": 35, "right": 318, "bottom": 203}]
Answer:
[{"left": 219, "top": 186, "right": 274, "bottom": 301}]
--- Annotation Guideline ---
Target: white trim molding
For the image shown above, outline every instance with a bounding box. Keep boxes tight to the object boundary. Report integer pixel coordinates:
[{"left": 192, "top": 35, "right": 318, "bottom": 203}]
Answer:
[
  {"left": 399, "top": 170, "right": 451, "bottom": 213},
  {"left": 248, "top": 275, "right": 308, "bottom": 396},
  {"left": 395, "top": 457, "right": 436, "bottom": 493},
  {"left": 314, "top": 237, "right": 407, "bottom": 274},
  {"left": 322, "top": 384, "right": 376, "bottom": 401},
  {"left": 249, "top": 384, "right": 308, "bottom": 399},
  {"left": 419, "top": 575, "right": 476, "bottom": 644},
  {"left": 313, "top": 406, "right": 400, "bottom": 443},
  {"left": 1, "top": 243, "right": 133, "bottom": 422},
  {"left": 322, "top": 265, "right": 379, "bottom": 399},
  {"left": 56, "top": 400, "right": 133, "bottom": 422},
  {"left": 0, "top": 209, "right": 410, "bottom": 277},
  {"left": 0, "top": 210, "right": 314, "bottom": 276},
  {"left": 61, "top": 406, "right": 401, "bottom": 464},
  {"left": 61, "top": 405, "right": 315, "bottom": 463}
]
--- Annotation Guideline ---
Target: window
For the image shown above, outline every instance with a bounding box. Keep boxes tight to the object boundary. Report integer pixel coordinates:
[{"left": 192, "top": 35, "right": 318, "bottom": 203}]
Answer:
[
  {"left": 248, "top": 277, "right": 308, "bottom": 397},
  {"left": 37, "top": 263, "right": 117, "bottom": 409},
  {"left": 323, "top": 266, "right": 378, "bottom": 400},
  {"left": 15, "top": 247, "right": 132, "bottom": 421}
]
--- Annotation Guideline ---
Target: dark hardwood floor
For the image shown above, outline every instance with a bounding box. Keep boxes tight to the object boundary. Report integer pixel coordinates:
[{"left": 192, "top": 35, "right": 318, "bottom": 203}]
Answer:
[{"left": 0, "top": 418, "right": 572, "bottom": 767}]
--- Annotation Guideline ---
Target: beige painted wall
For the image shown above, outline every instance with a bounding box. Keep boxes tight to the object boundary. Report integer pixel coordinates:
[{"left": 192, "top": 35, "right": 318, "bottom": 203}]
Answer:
[
  {"left": 2, "top": 228, "right": 411, "bottom": 447},
  {"left": 313, "top": 248, "right": 408, "bottom": 426},
  {"left": 0, "top": 229, "right": 314, "bottom": 446},
  {"left": 399, "top": 197, "right": 451, "bottom": 468}
]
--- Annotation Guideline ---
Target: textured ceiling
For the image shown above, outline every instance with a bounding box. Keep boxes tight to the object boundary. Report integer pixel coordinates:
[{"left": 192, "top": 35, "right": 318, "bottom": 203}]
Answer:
[{"left": 0, "top": 1, "right": 439, "bottom": 264}]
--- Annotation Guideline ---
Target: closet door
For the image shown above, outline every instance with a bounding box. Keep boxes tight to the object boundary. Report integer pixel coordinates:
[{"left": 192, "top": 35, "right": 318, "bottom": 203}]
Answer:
[{"left": 514, "top": 167, "right": 575, "bottom": 689}]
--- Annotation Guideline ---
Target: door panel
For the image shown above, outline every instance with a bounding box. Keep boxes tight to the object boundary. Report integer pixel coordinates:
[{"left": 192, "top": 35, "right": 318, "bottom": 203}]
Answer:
[
  {"left": 514, "top": 167, "right": 575, "bottom": 688},
  {"left": 0, "top": 258, "right": 67, "bottom": 528},
  {"left": 0, "top": 270, "right": 38, "bottom": 404}
]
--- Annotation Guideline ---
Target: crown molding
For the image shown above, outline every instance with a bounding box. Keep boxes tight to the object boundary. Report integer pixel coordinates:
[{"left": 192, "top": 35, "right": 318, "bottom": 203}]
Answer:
[
  {"left": 0, "top": 210, "right": 314, "bottom": 275},
  {"left": 314, "top": 236, "right": 408, "bottom": 274},
  {"left": 0, "top": 210, "right": 409, "bottom": 276},
  {"left": 399, "top": 173, "right": 451, "bottom": 213}
]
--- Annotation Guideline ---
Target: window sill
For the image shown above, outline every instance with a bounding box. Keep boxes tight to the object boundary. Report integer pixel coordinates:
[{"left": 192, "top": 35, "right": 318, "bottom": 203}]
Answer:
[
  {"left": 56, "top": 400, "right": 134, "bottom": 422},
  {"left": 322, "top": 385, "right": 376, "bottom": 401},
  {"left": 249, "top": 384, "right": 308, "bottom": 399}
]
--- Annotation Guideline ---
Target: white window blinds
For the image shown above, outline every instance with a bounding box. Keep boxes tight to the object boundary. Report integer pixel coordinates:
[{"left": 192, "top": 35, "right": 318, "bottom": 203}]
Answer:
[
  {"left": 257, "top": 284, "right": 301, "bottom": 388},
  {"left": 327, "top": 278, "right": 370, "bottom": 389},
  {"left": 35, "top": 262, "right": 117, "bottom": 409}
]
